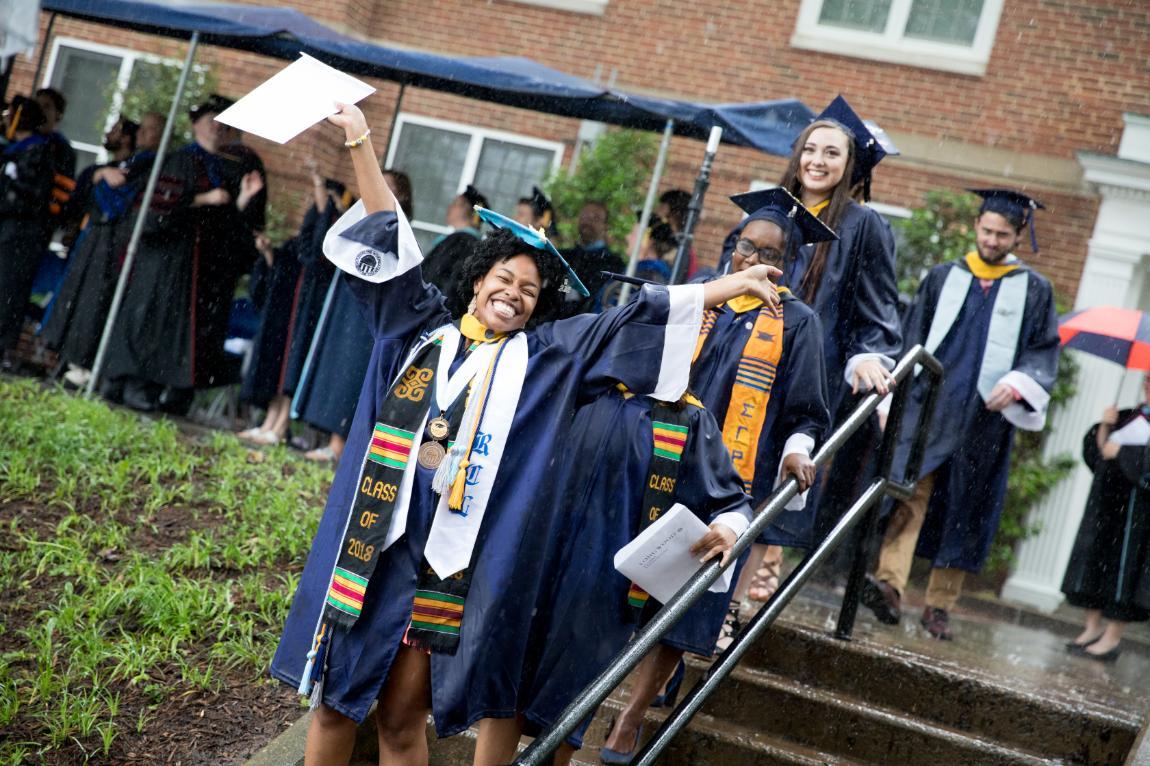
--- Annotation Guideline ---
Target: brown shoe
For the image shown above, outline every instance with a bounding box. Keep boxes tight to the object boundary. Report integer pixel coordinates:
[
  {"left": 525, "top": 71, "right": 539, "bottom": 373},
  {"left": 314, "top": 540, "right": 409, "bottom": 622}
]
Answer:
[
  {"left": 920, "top": 607, "right": 953, "bottom": 640},
  {"left": 861, "top": 575, "right": 901, "bottom": 625}
]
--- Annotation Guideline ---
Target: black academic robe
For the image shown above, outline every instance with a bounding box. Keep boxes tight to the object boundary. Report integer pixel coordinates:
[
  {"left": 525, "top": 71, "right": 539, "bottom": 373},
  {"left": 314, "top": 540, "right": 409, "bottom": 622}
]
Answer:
[
  {"left": 241, "top": 243, "right": 303, "bottom": 408},
  {"left": 0, "top": 135, "right": 55, "bottom": 351},
  {"left": 103, "top": 143, "right": 258, "bottom": 389},
  {"left": 892, "top": 259, "right": 1060, "bottom": 572},
  {"left": 41, "top": 150, "right": 157, "bottom": 367},
  {"left": 283, "top": 203, "right": 338, "bottom": 394},
  {"left": 421, "top": 229, "right": 480, "bottom": 316},
  {"left": 557, "top": 241, "right": 625, "bottom": 317},
  {"left": 1061, "top": 413, "right": 1150, "bottom": 622}
]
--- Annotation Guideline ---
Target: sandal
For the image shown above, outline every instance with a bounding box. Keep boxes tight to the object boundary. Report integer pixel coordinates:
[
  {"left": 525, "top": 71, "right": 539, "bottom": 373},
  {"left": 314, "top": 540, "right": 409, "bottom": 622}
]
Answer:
[
  {"left": 248, "top": 430, "right": 284, "bottom": 446},
  {"left": 237, "top": 427, "right": 267, "bottom": 442},
  {"left": 747, "top": 551, "right": 782, "bottom": 603},
  {"left": 714, "top": 601, "right": 742, "bottom": 653},
  {"left": 304, "top": 445, "right": 338, "bottom": 463}
]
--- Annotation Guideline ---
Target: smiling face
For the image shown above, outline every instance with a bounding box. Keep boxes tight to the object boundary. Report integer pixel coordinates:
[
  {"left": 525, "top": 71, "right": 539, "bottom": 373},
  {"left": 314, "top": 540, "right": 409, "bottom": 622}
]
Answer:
[
  {"left": 471, "top": 254, "right": 542, "bottom": 333},
  {"left": 975, "top": 211, "right": 1022, "bottom": 263},
  {"left": 731, "top": 219, "right": 787, "bottom": 274},
  {"left": 799, "top": 126, "right": 850, "bottom": 202}
]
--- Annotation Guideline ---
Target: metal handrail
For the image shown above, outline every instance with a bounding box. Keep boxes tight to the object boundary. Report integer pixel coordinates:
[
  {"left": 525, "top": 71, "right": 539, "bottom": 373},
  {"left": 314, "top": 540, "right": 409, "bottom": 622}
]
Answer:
[{"left": 513, "top": 345, "right": 943, "bottom": 766}]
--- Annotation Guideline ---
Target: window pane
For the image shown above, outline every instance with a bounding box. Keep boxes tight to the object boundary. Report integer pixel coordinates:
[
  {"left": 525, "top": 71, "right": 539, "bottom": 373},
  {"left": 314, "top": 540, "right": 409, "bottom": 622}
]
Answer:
[
  {"left": 48, "top": 45, "right": 123, "bottom": 147},
  {"left": 818, "top": 0, "right": 892, "bottom": 33},
  {"left": 904, "top": 0, "right": 984, "bottom": 45},
  {"left": 390, "top": 123, "right": 471, "bottom": 227},
  {"left": 472, "top": 140, "right": 556, "bottom": 218}
]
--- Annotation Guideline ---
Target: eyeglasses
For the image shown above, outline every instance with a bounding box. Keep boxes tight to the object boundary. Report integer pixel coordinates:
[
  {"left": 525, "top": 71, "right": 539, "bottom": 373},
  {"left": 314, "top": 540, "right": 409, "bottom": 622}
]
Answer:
[{"left": 734, "top": 238, "right": 783, "bottom": 263}]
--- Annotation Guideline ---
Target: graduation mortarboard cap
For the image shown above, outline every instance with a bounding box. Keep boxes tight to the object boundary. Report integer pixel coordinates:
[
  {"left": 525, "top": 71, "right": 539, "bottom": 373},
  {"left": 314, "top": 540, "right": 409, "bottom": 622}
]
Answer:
[
  {"left": 474, "top": 206, "right": 590, "bottom": 297},
  {"left": 729, "top": 186, "right": 838, "bottom": 246},
  {"left": 815, "top": 95, "right": 899, "bottom": 199},
  {"left": 969, "top": 188, "right": 1046, "bottom": 252},
  {"left": 190, "top": 94, "right": 235, "bottom": 123}
]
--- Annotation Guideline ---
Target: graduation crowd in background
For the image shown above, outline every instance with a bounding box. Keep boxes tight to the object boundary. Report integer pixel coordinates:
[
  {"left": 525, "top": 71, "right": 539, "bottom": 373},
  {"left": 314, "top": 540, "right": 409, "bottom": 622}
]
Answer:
[{"left": 1, "top": 83, "right": 1147, "bottom": 766}]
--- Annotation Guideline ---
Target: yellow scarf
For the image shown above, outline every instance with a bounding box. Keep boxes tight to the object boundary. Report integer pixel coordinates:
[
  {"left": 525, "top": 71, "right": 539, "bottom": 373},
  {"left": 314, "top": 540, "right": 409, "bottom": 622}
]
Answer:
[
  {"left": 806, "top": 199, "right": 830, "bottom": 218},
  {"left": 964, "top": 251, "right": 1019, "bottom": 280},
  {"left": 460, "top": 313, "right": 506, "bottom": 343},
  {"left": 693, "top": 292, "right": 786, "bottom": 492}
]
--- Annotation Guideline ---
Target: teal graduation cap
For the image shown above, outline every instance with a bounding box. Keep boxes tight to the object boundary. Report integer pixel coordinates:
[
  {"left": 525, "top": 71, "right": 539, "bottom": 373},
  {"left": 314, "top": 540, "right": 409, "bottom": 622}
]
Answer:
[
  {"left": 729, "top": 186, "right": 839, "bottom": 245},
  {"left": 474, "top": 206, "right": 590, "bottom": 297}
]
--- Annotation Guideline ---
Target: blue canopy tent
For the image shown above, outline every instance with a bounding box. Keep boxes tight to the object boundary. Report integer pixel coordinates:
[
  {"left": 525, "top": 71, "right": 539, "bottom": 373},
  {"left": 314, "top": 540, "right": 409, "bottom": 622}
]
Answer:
[{"left": 31, "top": 0, "right": 814, "bottom": 392}]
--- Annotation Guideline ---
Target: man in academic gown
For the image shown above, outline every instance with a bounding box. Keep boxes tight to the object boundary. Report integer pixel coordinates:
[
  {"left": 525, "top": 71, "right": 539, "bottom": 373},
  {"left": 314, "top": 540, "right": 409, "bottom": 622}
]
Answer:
[
  {"left": 42, "top": 117, "right": 162, "bottom": 385},
  {"left": 102, "top": 94, "right": 263, "bottom": 413},
  {"left": 0, "top": 96, "right": 55, "bottom": 368},
  {"left": 557, "top": 200, "right": 624, "bottom": 317},
  {"left": 861, "top": 188, "right": 1061, "bottom": 640}
]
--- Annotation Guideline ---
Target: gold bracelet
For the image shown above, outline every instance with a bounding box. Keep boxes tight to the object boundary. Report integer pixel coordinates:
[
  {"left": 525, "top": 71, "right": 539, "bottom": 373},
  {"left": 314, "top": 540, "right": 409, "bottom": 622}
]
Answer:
[{"left": 344, "top": 128, "right": 371, "bottom": 148}]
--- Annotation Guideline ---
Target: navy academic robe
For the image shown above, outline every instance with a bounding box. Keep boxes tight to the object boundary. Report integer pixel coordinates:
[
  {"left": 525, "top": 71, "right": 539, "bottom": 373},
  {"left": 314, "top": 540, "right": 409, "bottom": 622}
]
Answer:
[
  {"left": 690, "top": 292, "right": 831, "bottom": 547},
  {"left": 291, "top": 273, "right": 373, "bottom": 438},
  {"left": 520, "top": 391, "right": 751, "bottom": 748},
  {"left": 271, "top": 209, "right": 702, "bottom": 734},
  {"left": 892, "top": 259, "right": 1059, "bottom": 572}
]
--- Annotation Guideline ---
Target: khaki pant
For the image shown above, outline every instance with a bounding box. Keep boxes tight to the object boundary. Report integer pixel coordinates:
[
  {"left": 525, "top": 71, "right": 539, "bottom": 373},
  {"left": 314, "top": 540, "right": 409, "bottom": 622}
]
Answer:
[{"left": 874, "top": 472, "right": 967, "bottom": 611}]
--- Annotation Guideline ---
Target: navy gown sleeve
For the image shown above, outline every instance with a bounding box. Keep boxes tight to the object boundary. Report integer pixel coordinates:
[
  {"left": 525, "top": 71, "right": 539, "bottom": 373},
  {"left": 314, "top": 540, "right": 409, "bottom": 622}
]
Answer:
[
  {"left": 535, "top": 283, "right": 704, "bottom": 402},
  {"left": 844, "top": 207, "right": 902, "bottom": 372},
  {"left": 323, "top": 203, "right": 451, "bottom": 344},
  {"left": 675, "top": 406, "right": 752, "bottom": 525},
  {"left": 778, "top": 307, "right": 832, "bottom": 446}
]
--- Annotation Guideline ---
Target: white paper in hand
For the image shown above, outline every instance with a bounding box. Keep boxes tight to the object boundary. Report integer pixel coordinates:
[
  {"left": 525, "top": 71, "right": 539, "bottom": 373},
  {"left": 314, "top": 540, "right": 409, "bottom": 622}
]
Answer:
[
  {"left": 1110, "top": 415, "right": 1150, "bottom": 447},
  {"left": 613, "top": 503, "right": 733, "bottom": 606},
  {"left": 215, "top": 53, "right": 375, "bottom": 144}
]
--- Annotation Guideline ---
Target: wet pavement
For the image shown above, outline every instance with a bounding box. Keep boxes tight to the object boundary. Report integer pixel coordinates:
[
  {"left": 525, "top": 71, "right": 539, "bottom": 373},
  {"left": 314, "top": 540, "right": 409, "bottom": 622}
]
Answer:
[{"left": 785, "top": 583, "right": 1150, "bottom": 725}]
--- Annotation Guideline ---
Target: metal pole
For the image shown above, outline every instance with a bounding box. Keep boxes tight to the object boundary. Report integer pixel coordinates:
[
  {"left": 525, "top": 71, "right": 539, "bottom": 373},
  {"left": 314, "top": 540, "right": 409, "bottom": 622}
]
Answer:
[
  {"left": 512, "top": 346, "right": 942, "bottom": 766},
  {"left": 30, "top": 11, "right": 57, "bottom": 88},
  {"left": 619, "top": 119, "right": 673, "bottom": 303},
  {"left": 86, "top": 31, "right": 201, "bottom": 397},
  {"left": 380, "top": 82, "right": 406, "bottom": 167},
  {"left": 632, "top": 479, "right": 889, "bottom": 766},
  {"left": 290, "top": 272, "right": 339, "bottom": 419},
  {"left": 670, "top": 126, "right": 721, "bottom": 284}
]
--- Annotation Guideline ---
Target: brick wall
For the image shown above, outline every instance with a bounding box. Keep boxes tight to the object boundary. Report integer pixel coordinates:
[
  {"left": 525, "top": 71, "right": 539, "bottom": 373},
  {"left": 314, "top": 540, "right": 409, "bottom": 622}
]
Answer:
[{"left": 8, "top": 1, "right": 1147, "bottom": 300}]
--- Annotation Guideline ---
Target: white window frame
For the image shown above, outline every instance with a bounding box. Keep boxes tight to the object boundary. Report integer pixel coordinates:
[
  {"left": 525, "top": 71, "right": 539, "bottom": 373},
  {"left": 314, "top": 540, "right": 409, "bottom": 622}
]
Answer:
[
  {"left": 791, "top": 0, "right": 1005, "bottom": 76},
  {"left": 385, "top": 112, "right": 564, "bottom": 238},
  {"left": 505, "top": 0, "right": 608, "bottom": 15},
  {"left": 868, "top": 201, "right": 912, "bottom": 221},
  {"left": 42, "top": 36, "right": 181, "bottom": 164}
]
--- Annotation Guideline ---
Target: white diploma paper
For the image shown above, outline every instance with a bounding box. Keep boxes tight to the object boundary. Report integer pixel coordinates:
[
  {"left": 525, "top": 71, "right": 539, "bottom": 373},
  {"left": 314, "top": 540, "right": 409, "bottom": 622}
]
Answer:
[
  {"left": 214, "top": 53, "right": 375, "bottom": 144},
  {"left": 613, "top": 503, "right": 733, "bottom": 605},
  {"left": 1110, "top": 416, "right": 1150, "bottom": 447}
]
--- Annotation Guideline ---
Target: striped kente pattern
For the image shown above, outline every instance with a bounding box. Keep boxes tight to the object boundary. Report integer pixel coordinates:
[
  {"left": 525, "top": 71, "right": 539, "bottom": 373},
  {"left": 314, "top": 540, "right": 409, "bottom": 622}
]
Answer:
[
  {"left": 326, "top": 567, "right": 368, "bottom": 618},
  {"left": 368, "top": 423, "right": 415, "bottom": 470}
]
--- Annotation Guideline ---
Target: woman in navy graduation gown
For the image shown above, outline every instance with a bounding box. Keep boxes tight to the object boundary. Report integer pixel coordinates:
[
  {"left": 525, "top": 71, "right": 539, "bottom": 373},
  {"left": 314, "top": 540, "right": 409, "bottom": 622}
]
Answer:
[
  {"left": 519, "top": 389, "right": 750, "bottom": 757},
  {"left": 270, "top": 103, "right": 782, "bottom": 766},
  {"left": 596, "top": 188, "right": 834, "bottom": 762}
]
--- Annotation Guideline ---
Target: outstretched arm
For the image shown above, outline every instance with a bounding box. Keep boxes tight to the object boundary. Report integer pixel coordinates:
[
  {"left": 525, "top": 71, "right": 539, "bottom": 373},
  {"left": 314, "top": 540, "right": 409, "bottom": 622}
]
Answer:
[
  {"left": 702, "top": 264, "right": 782, "bottom": 309},
  {"left": 327, "top": 102, "right": 395, "bottom": 215}
]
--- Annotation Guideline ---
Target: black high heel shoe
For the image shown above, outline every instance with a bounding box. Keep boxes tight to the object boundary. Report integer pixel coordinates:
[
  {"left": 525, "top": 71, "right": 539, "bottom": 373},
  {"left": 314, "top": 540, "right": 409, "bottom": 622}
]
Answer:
[
  {"left": 1081, "top": 644, "right": 1122, "bottom": 663},
  {"left": 1065, "top": 635, "right": 1102, "bottom": 654}
]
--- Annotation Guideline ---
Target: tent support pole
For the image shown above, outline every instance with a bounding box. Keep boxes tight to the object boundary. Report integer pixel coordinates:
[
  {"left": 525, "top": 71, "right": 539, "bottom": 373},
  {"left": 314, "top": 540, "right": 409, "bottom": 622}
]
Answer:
[
  {"left": 86, "top": 31, "right": 201, "bottom": 398},
  {"left": 30, "top": 11, "right": 57, "bottom": 88},
  {"left": 619, "top": 118, "right": 673, "bottom": 303},
  {"left": 380, "top": 82, "right": 406, "bottom": 167}
]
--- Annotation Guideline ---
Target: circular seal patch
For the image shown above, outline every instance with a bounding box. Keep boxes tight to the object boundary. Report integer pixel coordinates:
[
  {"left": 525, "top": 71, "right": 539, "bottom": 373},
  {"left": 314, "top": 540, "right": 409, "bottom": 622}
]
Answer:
[{"left": 355, "top": 249, "right": 382, "bottom": 277}]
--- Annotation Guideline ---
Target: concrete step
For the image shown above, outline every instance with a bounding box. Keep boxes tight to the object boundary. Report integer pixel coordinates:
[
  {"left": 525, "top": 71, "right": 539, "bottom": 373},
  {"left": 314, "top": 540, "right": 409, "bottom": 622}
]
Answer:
[
  {"left": 695, "top": 662, "right": 1050, "bottom": 766},
  {"left": 734, "top": 620, "right": 1141, "bottom": 764}
]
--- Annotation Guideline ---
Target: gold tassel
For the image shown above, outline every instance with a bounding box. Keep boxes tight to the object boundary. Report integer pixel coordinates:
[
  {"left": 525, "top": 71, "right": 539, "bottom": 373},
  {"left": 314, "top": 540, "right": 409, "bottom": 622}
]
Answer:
[{"left": 448, "top": 457, "right": 470, "bottom": 510}]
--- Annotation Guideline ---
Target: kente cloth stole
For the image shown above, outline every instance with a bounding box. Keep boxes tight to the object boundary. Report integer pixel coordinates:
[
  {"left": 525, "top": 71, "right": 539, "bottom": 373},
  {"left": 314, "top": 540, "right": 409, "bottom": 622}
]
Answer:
[
  {"left": 693, "top": 295, "right": 786, "bottom": 494},
  {"left": 321, "top": 338, "right": 445, "bottom": 630},
  {"left": 627, "top": 401, "right": 694, "bottom": 611}
]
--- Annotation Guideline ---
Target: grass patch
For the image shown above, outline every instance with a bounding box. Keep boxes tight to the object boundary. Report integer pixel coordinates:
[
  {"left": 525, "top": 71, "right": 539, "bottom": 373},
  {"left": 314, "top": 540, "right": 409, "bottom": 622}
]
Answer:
[{"left": 0, "top": 379, "right": 331, "bottom": 764}]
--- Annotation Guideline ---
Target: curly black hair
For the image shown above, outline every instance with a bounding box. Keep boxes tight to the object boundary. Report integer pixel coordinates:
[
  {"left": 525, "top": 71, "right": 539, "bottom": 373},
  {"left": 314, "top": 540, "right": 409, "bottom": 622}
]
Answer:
[{"left": 454, "top": 228, "right": 567, "bottom": 327}]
